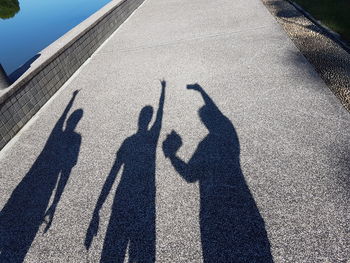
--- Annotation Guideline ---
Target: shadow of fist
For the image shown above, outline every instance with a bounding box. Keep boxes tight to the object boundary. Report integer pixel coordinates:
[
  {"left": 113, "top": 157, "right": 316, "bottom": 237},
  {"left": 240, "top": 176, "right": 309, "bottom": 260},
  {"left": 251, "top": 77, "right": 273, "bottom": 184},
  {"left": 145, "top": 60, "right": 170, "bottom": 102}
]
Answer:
[{"left": 163, "top": 130, "right": 182, "bottom": 158}]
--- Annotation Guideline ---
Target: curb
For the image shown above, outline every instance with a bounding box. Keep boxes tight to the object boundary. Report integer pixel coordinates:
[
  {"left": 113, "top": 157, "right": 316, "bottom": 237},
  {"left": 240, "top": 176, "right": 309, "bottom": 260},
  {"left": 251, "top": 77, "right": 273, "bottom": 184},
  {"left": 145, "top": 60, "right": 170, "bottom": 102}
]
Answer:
[{"left": 287, "top": 0, "right": 350, "bottom": 54}]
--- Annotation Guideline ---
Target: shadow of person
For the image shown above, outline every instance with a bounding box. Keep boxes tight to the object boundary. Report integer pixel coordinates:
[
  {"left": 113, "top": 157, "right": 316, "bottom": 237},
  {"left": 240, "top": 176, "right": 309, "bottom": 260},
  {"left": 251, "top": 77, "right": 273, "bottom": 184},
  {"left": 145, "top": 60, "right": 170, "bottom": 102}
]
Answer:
[
  {"left": 85, "top": 81, "right": 166, "bottom": 263},
  {"left": 0, "top": 91, "right": 83, "bottom": 263},
  {"left": 163, "top": 84, "right": 273, "bottom": 262}
]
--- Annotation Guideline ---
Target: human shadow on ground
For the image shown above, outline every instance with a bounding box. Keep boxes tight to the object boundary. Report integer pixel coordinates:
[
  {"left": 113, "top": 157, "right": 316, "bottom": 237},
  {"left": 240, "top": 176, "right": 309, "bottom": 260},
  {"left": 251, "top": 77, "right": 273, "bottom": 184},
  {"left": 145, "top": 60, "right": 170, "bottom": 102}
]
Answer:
[
  {"left": 0, "top": 91, "right": 83, "bottom": 263},
  {"left": 163, "top": 84, "right": 273, "bottom": 262},
  {"left": 85, "top": 81, "right": 165, "bottom": 262}
]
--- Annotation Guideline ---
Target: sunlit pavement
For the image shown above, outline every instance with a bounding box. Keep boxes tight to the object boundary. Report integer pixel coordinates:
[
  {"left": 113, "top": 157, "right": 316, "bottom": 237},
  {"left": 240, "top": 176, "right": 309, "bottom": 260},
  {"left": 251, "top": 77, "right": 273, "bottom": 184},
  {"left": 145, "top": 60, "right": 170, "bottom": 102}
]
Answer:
[{"left": 1, "top": 0, "right": 350, "bottom": 262}]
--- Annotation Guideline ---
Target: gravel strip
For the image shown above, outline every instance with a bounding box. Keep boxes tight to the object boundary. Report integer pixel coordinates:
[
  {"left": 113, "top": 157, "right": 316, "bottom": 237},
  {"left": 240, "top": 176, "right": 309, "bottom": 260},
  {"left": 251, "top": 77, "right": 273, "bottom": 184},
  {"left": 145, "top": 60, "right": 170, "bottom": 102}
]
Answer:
[{"left": 261, "top": 0, "right": 350, "bottom": 112}]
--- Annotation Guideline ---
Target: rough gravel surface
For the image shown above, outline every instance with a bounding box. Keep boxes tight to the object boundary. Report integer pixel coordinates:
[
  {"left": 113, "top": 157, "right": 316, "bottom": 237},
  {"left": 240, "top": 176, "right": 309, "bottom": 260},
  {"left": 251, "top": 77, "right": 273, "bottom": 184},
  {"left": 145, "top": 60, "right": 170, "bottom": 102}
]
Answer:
[
  {"left": 262, "top": 0, "right": 350, "bottom": 112},
  {"left": 1, "top": 0, "right": 350, "bottom": 262}
]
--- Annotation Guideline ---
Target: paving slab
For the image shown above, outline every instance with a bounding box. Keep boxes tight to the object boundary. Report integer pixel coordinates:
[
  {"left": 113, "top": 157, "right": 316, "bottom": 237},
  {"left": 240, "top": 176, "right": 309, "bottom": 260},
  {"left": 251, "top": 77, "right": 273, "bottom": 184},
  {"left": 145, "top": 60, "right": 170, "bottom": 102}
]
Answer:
[{"left": 1, "top": 0, "right": 349, "bottom": 262}]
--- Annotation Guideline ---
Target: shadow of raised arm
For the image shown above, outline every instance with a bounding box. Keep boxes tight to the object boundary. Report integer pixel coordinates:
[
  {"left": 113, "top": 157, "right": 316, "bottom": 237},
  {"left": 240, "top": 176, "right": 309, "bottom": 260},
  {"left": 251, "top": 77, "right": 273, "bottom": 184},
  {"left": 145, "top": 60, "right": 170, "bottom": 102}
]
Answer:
[
  {"left": 54, "top": 90, "right": 79, "bottom": 133},
  {"left": 150, "top": 79, "right": 166, "bottom": 138},
  {"left": 187, "top": 83, "right": 218, "bottom": 111}
]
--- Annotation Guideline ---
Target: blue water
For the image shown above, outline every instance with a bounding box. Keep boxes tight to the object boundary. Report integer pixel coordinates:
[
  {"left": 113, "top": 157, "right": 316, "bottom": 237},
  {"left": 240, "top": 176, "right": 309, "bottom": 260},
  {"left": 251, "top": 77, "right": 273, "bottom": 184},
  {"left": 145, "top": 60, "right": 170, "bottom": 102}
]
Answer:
[{"left": 0, "top": 0, "right": 111, "bottom": 77}]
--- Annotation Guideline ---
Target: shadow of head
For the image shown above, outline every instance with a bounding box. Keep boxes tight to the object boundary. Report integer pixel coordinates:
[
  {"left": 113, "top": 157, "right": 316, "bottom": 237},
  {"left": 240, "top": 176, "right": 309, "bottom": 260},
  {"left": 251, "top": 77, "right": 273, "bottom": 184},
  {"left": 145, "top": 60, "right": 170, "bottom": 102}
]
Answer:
[
  {"left": 199, "top": 105, "right": 221, "bottom": 133},
  {"left": 66, "top": 109, "right": 83, "bottom": 132},
  {"left": 138, "top": 106, "right": 153, "bottom": 132}
]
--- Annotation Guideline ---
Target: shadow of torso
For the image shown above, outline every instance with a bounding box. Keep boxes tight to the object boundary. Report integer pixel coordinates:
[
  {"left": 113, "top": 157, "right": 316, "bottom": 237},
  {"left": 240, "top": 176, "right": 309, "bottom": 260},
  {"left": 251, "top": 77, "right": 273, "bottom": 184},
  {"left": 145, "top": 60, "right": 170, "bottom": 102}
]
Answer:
[
  {"left": 188, "top": 117, "right": 273, "bottom": 262},
  {"left": 101, "top": 131, "right": 157, "bottom": 263},
  {"left": 0, "top": 127, "right": 81, "bottom": 263},
  {"left": 114, "top": 132, "right": 157, "bottom": 212}
]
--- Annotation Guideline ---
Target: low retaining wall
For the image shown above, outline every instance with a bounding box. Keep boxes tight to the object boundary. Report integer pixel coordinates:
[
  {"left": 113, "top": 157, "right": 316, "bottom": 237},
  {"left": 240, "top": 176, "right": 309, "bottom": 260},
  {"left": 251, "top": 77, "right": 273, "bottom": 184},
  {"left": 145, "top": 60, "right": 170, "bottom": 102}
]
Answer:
[
  {"left": 0, "top": 0, "right": 144, "bottom": 150},
  {"left": 0, "top": 65, "right": 9, "bottom": 90}
]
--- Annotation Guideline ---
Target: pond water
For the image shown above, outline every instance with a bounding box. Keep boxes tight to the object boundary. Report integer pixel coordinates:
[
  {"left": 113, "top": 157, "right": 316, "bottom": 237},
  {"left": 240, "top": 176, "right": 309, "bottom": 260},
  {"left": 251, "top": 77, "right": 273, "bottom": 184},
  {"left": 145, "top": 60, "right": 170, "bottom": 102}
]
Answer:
[{"left": 0, "top": 0, "right": 112, "bottom": 81}]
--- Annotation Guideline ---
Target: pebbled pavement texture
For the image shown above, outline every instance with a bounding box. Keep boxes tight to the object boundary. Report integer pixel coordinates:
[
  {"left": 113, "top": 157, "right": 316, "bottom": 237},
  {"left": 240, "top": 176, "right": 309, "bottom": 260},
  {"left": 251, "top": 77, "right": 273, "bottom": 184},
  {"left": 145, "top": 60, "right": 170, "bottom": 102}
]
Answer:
[
  {"left": 262, "top": 0, "right": 350, "bottom": 112},
  {"left": 1, "top": 0, "right": 350, "bottom": 262}
]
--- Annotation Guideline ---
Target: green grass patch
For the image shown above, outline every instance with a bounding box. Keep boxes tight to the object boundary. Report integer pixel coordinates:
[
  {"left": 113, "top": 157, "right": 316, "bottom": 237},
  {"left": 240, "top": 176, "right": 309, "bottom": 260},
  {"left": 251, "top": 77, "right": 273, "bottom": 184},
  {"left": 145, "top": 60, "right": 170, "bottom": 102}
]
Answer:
[{"left": 292, "top": 0, "right": 350, "bottom": 42}]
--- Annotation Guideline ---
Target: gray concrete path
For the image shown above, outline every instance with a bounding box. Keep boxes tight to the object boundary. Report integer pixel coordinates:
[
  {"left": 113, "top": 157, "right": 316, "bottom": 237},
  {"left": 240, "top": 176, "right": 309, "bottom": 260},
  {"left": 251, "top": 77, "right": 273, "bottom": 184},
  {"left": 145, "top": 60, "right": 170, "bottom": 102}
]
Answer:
[{"left": 1, "top": 0, "right": 350, "bottom": 262}]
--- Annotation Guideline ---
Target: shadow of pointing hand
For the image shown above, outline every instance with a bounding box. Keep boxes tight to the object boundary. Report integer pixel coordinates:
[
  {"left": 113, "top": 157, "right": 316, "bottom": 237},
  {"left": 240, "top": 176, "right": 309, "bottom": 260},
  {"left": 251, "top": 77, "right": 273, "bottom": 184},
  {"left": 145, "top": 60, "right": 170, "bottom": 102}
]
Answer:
[
  {"left": 84, "top": 211, "right": 100, "bottom": 249},
  {"left": 72, "top": 89, "right": 80, "bottom": 97},
  {"left": 163, "top": 130, "right": 182, "bottom": 158},
  {"left": 160, "top": 78, "right": 166, "bottom": 89}
]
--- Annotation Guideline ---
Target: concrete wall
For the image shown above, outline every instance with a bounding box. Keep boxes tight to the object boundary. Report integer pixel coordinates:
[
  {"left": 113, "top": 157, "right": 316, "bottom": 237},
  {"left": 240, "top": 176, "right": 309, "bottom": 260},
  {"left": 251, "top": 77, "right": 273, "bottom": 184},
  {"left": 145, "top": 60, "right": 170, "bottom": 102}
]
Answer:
[
  {"left": 0, "top": 65, "right": 9, "bottom": 90},
  {"left": 0, "top": 0, "right": 144, "bottom": 150}
]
